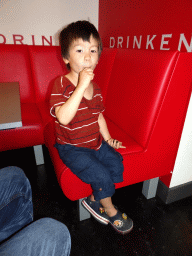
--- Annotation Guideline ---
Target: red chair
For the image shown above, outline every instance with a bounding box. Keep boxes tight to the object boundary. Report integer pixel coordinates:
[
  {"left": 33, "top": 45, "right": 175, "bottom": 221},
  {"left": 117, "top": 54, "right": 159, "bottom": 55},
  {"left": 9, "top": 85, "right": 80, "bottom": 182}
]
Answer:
[
  {"left": 0, "top": 45, "right": 44, "bottom": 165},
  {"left": 42, "top": 48, "right": 192, "bottom": 220}
]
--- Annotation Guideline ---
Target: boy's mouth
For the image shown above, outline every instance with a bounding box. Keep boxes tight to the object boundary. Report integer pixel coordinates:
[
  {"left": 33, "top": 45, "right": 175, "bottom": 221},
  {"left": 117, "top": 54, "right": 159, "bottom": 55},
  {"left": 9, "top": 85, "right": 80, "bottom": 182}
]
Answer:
[{"left": 82, "top": 66, "right": 93, "bottom": 70}]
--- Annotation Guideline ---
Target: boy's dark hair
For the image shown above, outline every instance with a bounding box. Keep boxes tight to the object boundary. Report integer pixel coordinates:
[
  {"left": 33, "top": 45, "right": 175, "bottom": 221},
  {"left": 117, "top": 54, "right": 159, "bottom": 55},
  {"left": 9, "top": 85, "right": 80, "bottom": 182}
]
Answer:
[{"left": 59, "top": 20, "right": 103, "bottom": 70}]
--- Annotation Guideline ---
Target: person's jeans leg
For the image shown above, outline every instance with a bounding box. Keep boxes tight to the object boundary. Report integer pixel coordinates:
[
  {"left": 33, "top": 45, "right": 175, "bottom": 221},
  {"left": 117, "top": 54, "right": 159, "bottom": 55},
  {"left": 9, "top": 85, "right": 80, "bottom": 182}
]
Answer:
[
  {"left": 97, "top": 141, "right": 124, "bottom": 184},
  {"left": 0, "top": 218, "right": 71, "bottom": 256},
  {"left": 0, "top": 166, "right": 33, "bottom": 243}
]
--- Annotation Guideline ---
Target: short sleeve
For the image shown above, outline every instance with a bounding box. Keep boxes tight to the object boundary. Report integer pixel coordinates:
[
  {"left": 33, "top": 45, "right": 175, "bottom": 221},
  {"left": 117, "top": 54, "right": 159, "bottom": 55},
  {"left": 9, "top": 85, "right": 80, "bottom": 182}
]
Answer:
[{"left": 49, "top": 76, "right": 69, "bottom": 118}]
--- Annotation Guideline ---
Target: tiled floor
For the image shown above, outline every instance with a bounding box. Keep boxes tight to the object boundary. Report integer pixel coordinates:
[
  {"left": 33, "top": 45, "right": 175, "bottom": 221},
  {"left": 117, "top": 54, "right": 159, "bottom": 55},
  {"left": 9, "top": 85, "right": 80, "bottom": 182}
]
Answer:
[{"left": 1, "top": 146, "right": 192, "bottom": 256}]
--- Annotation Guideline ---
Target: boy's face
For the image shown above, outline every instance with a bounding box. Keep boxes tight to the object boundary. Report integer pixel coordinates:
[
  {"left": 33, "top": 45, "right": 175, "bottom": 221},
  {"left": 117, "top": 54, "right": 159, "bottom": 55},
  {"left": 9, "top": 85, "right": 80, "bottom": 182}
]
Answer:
[{"left": 64, "top": 35, "right": 99, "bottom": 75}]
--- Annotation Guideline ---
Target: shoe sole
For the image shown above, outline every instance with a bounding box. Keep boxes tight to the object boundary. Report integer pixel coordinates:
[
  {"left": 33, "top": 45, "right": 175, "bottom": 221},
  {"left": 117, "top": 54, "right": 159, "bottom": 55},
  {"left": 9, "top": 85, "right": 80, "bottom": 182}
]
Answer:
[
  {"left": 110, "top": 221, "right": 134, "bottom": 235},
  {"left": 82, "top": 200, "right": 109, "bottom": 225}
]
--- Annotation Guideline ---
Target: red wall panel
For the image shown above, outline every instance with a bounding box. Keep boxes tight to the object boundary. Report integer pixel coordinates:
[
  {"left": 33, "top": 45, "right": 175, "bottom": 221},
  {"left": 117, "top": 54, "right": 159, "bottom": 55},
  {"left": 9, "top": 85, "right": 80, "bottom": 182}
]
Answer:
[{"left": 99, "top": 0, "right": 192, "bottom": 52}]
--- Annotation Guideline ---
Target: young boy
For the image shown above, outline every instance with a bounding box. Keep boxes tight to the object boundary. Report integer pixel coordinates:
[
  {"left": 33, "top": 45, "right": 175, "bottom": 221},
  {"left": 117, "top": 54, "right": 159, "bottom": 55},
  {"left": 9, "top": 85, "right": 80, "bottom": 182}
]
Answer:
[{"left": 50, "top": 20, "right": 133, "bottom": 234}]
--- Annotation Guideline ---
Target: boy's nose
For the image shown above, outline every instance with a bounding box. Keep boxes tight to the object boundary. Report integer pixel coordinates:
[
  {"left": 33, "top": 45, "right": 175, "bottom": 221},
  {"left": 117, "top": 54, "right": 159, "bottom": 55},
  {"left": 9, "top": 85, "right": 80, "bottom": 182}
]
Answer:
[{"left": 84, "top": 53, "right": 91, "bottom": 60}]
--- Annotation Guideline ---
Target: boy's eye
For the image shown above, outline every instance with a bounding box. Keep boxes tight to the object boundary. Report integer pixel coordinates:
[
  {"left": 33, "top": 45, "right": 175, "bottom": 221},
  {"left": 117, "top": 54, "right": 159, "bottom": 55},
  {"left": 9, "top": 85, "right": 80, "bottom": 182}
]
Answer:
[
  {"left": 76, "top": 49, "right": 83, "bottom": 53},
  {"left": 91, "top": 49, "right": 97, "bottom": 53}
]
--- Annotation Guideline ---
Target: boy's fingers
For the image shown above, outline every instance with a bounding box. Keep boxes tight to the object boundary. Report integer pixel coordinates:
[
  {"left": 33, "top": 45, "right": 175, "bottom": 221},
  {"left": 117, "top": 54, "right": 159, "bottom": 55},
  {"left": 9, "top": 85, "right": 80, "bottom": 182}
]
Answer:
[
  {"left": 107, "top": 139, "right": 126, "bottom": 149},
  {"left": 117, "top": 141, "right": 126, "bottom": 149}
]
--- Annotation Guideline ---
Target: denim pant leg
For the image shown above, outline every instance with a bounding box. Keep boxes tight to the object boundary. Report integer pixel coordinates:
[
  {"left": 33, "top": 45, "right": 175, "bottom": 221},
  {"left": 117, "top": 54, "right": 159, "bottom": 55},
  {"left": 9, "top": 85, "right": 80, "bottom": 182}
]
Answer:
[
  {"left": 0, "top": 166, "right": 33, "bottom": 243},
  {"left": 55, "top": 143, "right": 116, "bottom": 201},
  {"left": 79, "top": 154, "right": 116, "bottom": 200},
  {"left": 96, "top": 141, "right": 124, "bottom": 184},
  {"left": 0, "top": 218, "right": 71, "bottom": 256}
]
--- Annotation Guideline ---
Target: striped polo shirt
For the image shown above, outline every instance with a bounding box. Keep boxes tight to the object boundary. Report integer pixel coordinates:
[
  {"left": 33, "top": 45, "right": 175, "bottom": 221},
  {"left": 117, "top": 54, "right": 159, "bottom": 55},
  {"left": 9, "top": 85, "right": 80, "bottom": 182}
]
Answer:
[{"left": 50, "top": 76, "right": 105, "bottom": 150}]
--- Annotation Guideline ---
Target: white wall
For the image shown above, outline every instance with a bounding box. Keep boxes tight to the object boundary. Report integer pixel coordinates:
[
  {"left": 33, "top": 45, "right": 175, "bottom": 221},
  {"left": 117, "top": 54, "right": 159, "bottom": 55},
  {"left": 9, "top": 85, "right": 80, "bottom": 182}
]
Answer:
[
  {"left": 170, "top": 93, "right": 192, "bottom": 187},
  {"left": 0, "top": 0, "right": 99, "bottom": 45}
]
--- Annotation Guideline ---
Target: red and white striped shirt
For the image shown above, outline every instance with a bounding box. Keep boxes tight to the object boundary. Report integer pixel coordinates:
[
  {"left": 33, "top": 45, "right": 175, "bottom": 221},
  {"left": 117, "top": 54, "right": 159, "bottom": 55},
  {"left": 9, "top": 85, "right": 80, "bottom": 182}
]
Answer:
[{"left": 50, "top": 76, "right": 105, "bottom": 150}]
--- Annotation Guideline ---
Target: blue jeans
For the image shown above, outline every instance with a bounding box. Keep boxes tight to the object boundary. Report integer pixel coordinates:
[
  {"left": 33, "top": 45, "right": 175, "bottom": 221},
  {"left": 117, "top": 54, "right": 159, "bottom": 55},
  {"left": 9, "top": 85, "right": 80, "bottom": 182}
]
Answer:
[
  {"left": 55, "top": 140, "right": 124, "bottom": 200},
  {"left": 0, "top": 166, "right": 71, "bottom": 256}
]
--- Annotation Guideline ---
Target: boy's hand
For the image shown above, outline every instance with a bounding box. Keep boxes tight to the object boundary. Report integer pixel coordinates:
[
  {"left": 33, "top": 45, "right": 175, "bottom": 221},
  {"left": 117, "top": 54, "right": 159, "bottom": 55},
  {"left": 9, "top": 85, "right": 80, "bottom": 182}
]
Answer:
[
  {"left": 78, "top": 68, "right": 94, "bottom": 90},
  {"left": 107, "top": 138, "right": 126, "bottom": 149}
]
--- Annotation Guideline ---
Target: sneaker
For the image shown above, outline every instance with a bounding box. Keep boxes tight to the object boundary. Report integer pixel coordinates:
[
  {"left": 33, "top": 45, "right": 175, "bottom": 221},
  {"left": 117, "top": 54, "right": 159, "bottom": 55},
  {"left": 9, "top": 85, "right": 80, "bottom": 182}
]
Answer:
[
  {"left": 81, "top": 197, "right": 109, "bottom": 225},
  {"left": 108, "top": 210, "right": 133, "bottom": 235}
]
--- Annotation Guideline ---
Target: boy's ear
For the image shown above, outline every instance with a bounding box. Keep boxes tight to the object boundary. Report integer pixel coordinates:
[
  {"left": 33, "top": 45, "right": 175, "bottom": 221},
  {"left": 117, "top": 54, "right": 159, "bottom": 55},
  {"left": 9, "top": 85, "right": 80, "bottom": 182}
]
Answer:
[{"left": 63, "top": 58, "right": 69, "bottom": 64}]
